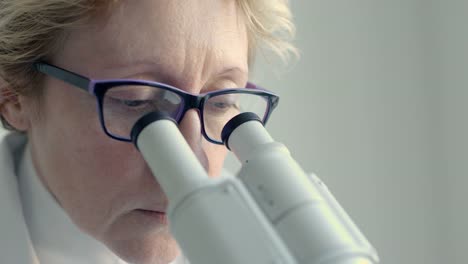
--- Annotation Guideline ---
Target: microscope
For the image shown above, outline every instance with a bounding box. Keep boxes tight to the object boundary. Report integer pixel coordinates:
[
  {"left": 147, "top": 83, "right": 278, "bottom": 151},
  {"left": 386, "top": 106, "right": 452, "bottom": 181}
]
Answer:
[{"left": 131, "top": 111, "right": 379, "bottom": 264}]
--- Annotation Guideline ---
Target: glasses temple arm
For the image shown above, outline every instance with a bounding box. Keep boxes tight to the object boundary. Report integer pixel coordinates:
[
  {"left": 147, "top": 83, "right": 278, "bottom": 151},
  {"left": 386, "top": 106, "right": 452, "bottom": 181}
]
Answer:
[{"left": 34, "top": 62, "right": 91, "bottom": 91}]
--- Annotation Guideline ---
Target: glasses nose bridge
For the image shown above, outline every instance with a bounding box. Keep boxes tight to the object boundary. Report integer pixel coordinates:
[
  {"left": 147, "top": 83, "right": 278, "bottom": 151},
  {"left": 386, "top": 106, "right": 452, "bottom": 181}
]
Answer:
[
  {"left": 185, "top": 94, "right": 204, "bottom": 110},
  {"left": 178, "top": 94, "right": 204, "bottom": 122}
]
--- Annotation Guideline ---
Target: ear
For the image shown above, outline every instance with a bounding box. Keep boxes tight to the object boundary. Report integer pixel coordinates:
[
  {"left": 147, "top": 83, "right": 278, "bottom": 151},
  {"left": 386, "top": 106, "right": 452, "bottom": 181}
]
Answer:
[{"left": 0, "top": 78, "right": 31, "bottom": 131}]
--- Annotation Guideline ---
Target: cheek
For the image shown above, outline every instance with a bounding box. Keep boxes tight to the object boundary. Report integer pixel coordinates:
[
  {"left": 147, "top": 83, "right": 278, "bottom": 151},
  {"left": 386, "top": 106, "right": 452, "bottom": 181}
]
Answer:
[{"left": 29, "top": 89, "right": 153, "bottom": 235}]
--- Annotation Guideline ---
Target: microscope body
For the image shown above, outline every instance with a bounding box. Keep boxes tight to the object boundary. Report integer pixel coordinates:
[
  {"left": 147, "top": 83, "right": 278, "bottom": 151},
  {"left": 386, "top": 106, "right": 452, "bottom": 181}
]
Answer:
[{"left": 132, "top": 112, "right": 379, "bottom": 264}]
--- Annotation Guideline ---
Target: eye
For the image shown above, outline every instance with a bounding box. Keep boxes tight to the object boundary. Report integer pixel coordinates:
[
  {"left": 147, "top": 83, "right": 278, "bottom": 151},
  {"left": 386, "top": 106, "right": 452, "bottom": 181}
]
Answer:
[
  {"left": 205, "top": 95, "right": 240, "bottom": 115},
  {"left": 107, "top": 97, "right": 153, "bottom": 109},
  {"left": 211, "top": 101, "right": 231, "bottom": 109},
  {"left": 104, "top": 86, "right": 186, "bottom": 118},
  {"left": 120, "top": 99, "right": 151, "bottom": 108}
]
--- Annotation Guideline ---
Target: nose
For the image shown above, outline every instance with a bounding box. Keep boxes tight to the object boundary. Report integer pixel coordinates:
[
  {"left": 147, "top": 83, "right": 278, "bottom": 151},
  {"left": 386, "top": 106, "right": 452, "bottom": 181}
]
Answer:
[{"left": 178, "top": 109, "right": 210, "bottom": 172}]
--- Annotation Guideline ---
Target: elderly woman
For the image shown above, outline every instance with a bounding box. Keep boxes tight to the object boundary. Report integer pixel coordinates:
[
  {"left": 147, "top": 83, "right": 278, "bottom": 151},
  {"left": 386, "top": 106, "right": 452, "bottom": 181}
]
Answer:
[{"left": 0, "top": 0, "right": 295, "bottom": 263}]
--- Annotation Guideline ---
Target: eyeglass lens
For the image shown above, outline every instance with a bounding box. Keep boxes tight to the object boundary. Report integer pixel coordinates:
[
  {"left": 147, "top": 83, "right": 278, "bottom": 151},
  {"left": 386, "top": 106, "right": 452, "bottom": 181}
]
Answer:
[
  {"left": 203, "top": 93, "right": 268, "bottom": 142},
  {"left": 101, "top": 85, "right": 269, "bottom": 143}
]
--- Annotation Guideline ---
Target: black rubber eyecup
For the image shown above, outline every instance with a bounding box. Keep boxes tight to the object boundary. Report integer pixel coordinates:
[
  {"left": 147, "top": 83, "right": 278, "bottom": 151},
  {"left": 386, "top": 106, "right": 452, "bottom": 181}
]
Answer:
[
  {"left": 130, "top": 112, "right": 176, "bottom": 149},
  {"left": 221, "top": 112, "right": 262, "bottom": 150}
]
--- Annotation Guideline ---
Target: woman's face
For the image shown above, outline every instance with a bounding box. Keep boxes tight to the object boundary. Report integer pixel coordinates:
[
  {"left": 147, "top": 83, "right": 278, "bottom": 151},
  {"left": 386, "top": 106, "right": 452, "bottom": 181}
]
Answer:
[{"left": 22, "top": 0, "right": 248, "bottom": 263}]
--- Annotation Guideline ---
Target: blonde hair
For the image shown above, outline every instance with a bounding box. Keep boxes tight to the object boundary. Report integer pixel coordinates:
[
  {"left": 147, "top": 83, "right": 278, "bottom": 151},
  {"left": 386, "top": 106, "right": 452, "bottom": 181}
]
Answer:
[{"left": 0, "top": 0, "right": 297, "bottom": 130}]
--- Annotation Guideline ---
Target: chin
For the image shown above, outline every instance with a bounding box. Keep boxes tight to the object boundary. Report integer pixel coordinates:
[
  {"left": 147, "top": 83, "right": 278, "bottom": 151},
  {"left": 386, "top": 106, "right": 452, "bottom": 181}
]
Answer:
[{"left": 107, "top": 228, "right": 181, "bottom": 264}]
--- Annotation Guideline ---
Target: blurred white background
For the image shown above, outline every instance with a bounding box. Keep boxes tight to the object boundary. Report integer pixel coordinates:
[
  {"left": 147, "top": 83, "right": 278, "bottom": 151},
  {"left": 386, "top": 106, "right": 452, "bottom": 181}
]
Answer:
[
  {"left": 226, "top": 0, "right": 467, "bottom": 263},
  {"left": 1, "top": 1, "right": 466, "bottom": 264}
]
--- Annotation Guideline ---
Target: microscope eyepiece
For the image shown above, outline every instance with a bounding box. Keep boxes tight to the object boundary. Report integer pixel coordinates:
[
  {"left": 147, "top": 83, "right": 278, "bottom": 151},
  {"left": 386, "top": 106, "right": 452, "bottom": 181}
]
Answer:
[
  {"left": 221, "top": 112, "right": 263, "bottom": 150},
  {"left": 130, "top": 111, "right": 176, "bottom": 148}
]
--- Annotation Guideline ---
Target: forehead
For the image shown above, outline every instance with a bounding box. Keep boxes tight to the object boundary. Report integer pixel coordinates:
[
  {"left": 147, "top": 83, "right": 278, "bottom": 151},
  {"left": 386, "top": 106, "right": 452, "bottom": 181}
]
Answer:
[{"left": 54, "top": 0, "right": 248, "bottom": 81}]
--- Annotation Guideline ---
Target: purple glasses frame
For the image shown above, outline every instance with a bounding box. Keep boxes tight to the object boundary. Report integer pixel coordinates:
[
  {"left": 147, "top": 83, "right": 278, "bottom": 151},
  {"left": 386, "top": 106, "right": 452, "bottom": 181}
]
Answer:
[{"left": 34, "top": 62, "right": 279, "bottom": 144}]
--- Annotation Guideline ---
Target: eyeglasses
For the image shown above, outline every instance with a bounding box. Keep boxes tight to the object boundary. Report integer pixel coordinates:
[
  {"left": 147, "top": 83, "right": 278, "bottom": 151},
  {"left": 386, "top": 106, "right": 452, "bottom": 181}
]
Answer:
[{"left": 34, "top": 62, "right": 279, "bottom": 144}]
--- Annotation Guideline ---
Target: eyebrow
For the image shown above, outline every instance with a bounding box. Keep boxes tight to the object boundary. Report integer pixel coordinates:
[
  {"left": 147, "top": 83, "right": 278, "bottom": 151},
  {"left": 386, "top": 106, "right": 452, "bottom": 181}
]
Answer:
[
  {"left": 100, "top": 60, "right": 248, "bottom": 85},
  {"left": 216, "top": 66, "right": 248, "bottom": 77},
  {"left": 100, "top": 60, "right": 168, "bottom": 78}
]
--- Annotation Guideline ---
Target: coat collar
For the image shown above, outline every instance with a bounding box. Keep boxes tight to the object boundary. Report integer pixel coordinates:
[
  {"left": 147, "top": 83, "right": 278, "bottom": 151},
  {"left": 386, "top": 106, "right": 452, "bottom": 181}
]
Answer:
[{"left": 0, "top": 132, "right": 39, "bottom": 263}]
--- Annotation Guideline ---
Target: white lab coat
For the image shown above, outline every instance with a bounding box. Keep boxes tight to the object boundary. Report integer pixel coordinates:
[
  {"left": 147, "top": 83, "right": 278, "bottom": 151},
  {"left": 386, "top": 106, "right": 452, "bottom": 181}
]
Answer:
[{"left": 0, "top": 132, "right": 187, "bottom": 264}]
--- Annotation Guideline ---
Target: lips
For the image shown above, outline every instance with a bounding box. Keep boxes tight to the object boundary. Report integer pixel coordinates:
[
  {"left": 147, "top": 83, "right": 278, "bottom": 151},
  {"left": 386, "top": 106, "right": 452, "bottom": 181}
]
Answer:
[
  {"left": 136, "top": 209, "right": 169, "bottom": 224},
  {"left": 138, "top": 209, "right": 166, "bottom": 214}
]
